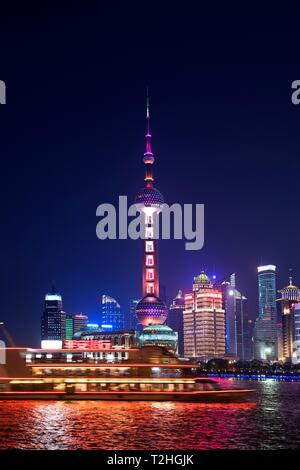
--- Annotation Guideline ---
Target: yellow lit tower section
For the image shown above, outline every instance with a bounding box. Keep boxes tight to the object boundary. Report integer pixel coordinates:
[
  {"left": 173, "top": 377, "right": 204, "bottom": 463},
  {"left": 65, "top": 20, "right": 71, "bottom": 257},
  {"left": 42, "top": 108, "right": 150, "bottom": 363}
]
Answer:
[{"left": 135, "top": 95, "right": 168, "bottom": 328}]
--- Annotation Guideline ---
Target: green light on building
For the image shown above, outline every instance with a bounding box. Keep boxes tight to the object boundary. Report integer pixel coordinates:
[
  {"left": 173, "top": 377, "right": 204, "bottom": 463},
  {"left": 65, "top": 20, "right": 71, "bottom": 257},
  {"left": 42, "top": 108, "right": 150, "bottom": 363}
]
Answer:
[{"left": 66, "top": 315, "right": 73, "bottom": 340}]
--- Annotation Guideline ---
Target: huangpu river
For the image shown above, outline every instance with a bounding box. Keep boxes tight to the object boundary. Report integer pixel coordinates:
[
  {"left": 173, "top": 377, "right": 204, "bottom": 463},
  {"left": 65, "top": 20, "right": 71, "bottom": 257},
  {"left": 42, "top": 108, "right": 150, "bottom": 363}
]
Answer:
[{"left": 0, "top": 379, "right": 300, "bottom": 450}]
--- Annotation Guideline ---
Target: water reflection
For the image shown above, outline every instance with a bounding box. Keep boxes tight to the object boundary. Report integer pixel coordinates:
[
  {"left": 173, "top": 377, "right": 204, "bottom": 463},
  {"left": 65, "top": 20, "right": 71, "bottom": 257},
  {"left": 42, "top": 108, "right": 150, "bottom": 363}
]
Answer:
[{"left": 0, "top": 381, "right": 299, "bottom": 449}]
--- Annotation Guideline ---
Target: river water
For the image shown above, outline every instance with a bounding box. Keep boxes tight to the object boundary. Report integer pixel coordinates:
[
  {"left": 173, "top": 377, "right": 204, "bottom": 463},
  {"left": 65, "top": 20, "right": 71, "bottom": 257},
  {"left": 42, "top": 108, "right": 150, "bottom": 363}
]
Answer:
[{"left": 0, "top": 380, "right": 299, "bottom": 450}]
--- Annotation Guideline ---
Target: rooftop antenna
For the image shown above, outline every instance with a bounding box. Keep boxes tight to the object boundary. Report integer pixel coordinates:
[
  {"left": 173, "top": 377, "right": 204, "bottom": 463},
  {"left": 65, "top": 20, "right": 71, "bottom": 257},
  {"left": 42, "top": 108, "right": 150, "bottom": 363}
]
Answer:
[{"left": 289, "top": 267, "right": 293, "bottom": 285}]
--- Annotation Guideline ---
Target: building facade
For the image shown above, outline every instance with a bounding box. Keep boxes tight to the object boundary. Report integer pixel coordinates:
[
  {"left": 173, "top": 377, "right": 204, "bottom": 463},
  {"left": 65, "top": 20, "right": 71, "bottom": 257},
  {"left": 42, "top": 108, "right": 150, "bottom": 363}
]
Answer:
[
  {"left": 128, "top": 299, "right": 142, "bottom": 331},
  {"left": 293, "top": 303, "right": 300, "bottom": 364},
  {"left": 183, "top": 271, "right": 226, "bottom": 361},
  {"left": 65, "top": 314, "right": 73, "bottom": 340},
  {"left": 221, "top": 275, "right": 237, "bottom": 357},
  {"left": 254, "top": 265, "right": 277, "bottom": 361},
  {"left": 235, "top": 290, "right": 253, "bottom": 361},
  {"left": 277, "top": 276, "right": 300, "bottom": 362},
  {"left": 101, "top": 295, "right": 124, "bottom": 331},
  {"left": 41, "top": 287, "right": 66, "bottom": 348},
  {"left": 167, "top": 290, "right": 184, "bottom": 356},
  {"left": 222, "top": 273, "right": 252, "bottom": 361}
]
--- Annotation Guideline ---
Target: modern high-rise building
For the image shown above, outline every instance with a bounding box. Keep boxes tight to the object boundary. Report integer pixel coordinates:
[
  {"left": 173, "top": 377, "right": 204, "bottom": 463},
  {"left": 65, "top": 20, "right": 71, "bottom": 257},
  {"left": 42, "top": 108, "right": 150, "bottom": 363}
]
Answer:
[
  {"left": 221, "top": 275, "right": 238, "bottom": 357},
  {"left": 65, "top": 313, "right": 88, "bottom": 340},
  {"left": 73, "top": 313, "right": 88, "bottom": 335},
  {"left": 167, "top": 290, "right": 185, "bottom": 356},
  {"left": 128, "top": 299, "right": 142, "bottom": 331},
  {"left": 235, "top": 291, "right": 253, "bottom": 361},
  {"left": 254, "top": 265, "right": 277, "bottom": 361},
  {"left": 41, "top": 287, "right": 66, "bottom": 349},
  {"left": 101, "top": 295, "right": 124, "bottom": 331},
  {"left": 221, "top": 273, "right": 252, "bottom": 361},
  {"left": 183, "top": 271, "right": 226, "bottom": 361},
  {"left": 277, "top": 276, "right": 300, "bottom": 362},
  {"left": 134, "top": 95, "right": 168, "bottom": 328}
]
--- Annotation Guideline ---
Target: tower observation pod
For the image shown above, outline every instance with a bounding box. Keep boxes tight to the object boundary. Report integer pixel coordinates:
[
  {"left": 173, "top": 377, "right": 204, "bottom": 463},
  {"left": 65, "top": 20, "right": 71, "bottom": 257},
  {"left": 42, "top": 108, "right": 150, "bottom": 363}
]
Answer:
[{"left": 135, "top": 94, "right": 168, "bottom": 328}]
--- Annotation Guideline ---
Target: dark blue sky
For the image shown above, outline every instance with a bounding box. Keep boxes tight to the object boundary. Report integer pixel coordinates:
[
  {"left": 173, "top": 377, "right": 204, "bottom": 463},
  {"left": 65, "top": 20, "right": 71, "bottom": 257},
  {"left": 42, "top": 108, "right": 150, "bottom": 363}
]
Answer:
[{"left": 0, "top": 3, "right": 300, "bottom": 346}]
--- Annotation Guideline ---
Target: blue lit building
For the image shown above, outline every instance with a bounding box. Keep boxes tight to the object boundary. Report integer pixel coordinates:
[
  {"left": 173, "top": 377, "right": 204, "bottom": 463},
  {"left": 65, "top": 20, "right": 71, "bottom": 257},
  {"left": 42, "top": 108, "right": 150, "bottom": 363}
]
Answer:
[
  {"left": 101, "top": 295, "right": 124, "bottom": 331},
  {"left": 254, "top": 265, "right": 277, "bottom": 361}
]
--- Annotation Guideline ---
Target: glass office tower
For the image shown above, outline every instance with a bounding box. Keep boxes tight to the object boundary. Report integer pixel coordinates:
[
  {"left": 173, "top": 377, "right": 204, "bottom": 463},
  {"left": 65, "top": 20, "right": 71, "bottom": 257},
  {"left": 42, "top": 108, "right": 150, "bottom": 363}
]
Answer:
[
  {"left": 254, "top": 265, "right": 277, "bottom": 361},
  {"left": 101, "top": 295, "right": 124, "bottom": 331},
  {"left": 41, "top": 287, "right": 66, "bottom": 348}
]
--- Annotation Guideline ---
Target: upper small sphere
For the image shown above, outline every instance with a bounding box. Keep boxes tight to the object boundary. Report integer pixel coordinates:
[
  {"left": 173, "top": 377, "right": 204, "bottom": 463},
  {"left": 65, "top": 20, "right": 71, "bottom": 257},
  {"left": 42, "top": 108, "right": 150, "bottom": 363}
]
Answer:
[{"left": 135, "top": 187, "right": 164, "bottom": 207}]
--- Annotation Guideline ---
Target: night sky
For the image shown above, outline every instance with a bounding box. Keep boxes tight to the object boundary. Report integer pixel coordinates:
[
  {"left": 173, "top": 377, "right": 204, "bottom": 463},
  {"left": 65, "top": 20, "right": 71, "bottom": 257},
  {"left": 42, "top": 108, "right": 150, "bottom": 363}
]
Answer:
[{"left": 1, "top": 3, "right": 300, "bottom": 346}]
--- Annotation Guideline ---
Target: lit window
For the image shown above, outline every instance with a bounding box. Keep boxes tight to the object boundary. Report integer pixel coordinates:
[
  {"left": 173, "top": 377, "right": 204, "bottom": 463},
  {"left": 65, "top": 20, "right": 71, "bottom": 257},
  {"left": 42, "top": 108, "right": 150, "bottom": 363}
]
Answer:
[
  {"left": 147, "top": 283, "right": 154, "bottom": 293},
  {"left": 146, "top": 269, "right": 154, "bottom": 280},
  {"left": 146, "top": 241, "right": 154, "bottom": 252},
  {"left": 146, "top": 255, "right": 154, "bottom": 266},
  {"left": 146, "top": 227, "right": 153, "bottom": 239}
]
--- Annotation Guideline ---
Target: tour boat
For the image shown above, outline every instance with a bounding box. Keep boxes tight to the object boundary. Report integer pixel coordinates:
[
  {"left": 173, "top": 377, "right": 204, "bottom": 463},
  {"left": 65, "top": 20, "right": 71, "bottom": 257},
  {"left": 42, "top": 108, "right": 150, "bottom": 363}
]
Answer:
[{"left": 0, "top": 345, "right": 255, "bottom": 402}]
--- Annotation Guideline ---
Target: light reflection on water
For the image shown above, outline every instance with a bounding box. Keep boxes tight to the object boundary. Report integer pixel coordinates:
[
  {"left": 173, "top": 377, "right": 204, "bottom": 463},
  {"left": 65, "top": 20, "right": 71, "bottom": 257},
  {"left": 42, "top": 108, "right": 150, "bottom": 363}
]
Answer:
[{"left": 0, "top": 380, "right": 300, "bottom": 449}]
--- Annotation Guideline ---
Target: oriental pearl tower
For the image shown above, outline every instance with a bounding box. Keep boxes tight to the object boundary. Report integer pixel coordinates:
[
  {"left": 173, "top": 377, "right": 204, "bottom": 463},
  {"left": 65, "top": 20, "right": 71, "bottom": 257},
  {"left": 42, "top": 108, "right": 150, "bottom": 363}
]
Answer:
[{"left": 135, "top": 94, "right": 168, "bottom": 328}]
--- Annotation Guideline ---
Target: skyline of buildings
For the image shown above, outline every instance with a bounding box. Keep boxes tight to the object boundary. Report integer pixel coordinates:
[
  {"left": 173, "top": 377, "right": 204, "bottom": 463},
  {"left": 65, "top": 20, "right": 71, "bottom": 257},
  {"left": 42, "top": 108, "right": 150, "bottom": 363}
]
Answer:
[
  {"left": 38, "top": 264, "right": 300, "bottom": 364},
  {"left": 34, "top": 98, "right": 300, "bottom": 364}
]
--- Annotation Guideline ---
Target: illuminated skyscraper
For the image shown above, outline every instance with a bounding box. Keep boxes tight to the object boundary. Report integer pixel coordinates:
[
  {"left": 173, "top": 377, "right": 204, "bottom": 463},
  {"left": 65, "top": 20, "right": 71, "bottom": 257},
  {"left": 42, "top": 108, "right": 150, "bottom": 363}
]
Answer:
[
  {"left": 128, "top": 299, "right": 142, "bottom": 331},
  {"left": 101, "top": 295, "right": 124, "bottom": 331},
  {"left": 236, "top": 291, "right": 253, "bottom": 361},
  {"left": 65, "top": 313, "right": 88, "bottom": 340},
  {"left": 41, "top": 287, "right": 66, "bottom": 348},
  {"left": 167, "top": 290, "right": 184, "bottom": 356},
  {"left": 73, "top": 313, "right": 88, "bottom": 335},
  {"left": 222, "top": 275, "right": 238, "bottom": 357},
  {"left": 222, "top": 273, "right": 252, "bottom": 360},
  {"left": 293, "top": 303, "right": 300, "bottom": 364},
  {"left": 135, "top": 95, "right": 168, "bottom": 328},
  {"left": 254, "top": 265, "right": 277, "bottom": 361},
  {"left": 277, "top": 276, "right": 300, "bottom": 362},
  {"left": 183, "top": 272, "right": 226, "bottom": 360}
]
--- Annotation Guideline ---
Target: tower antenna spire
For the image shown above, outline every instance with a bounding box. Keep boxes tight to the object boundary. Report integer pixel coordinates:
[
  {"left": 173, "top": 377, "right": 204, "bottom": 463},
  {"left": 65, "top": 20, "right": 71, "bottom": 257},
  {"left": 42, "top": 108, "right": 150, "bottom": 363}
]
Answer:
[
  {"left": 146, "top": 86, "right": 150, "bottom": 118},
  {"left": 289, "top": 267, "right": 293, "bottom": 285},
  {"left": 146, "top": 87, "right": 151, "bottom": 138},
  {"left": 143, "top": 87, "right": 154, "bottom": 186}
]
